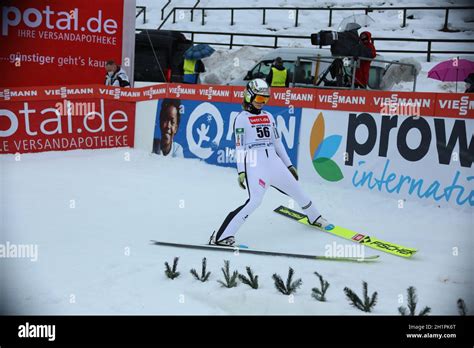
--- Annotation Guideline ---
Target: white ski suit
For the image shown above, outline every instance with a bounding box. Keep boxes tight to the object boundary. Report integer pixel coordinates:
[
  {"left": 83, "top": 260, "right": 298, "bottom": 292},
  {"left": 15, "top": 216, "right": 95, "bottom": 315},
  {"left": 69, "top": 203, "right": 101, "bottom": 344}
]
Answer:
[{"left": 215, "top": 109, "right": 322, "bottom": 242}]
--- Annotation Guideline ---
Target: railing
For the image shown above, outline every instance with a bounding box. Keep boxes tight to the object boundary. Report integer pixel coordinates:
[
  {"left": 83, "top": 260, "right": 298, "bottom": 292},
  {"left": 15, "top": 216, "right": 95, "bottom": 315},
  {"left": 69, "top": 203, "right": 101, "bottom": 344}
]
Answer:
[
  {"left": 161, "top": 1, "right": 172, "bottom": 20},
  {"left": 136, "top": 6, "right": 146, "bottom": 24},
  {"left": 159, "top": 5, "right": 474, "bottom": 30},
  {"left": 191, "top": 0, "right": 201, "bottom": 22},
  {"left": 165, "top": 30, "right": 474, "bottom": 62},
  {"left": 177, "top": 30, "right": 311, "bottom": 49},
  {"left": 371, "top": 37, "right": 474, "bottom": 62},
  {"left": 158, "top": 9, "right": 173, "bottom": 29}
]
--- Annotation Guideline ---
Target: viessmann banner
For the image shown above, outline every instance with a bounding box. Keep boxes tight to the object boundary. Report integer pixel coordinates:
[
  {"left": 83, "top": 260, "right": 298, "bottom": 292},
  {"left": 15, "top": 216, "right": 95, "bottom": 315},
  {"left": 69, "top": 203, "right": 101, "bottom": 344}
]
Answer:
[{"left": 0, "top": 0, "right": 136, "bottom": 87}]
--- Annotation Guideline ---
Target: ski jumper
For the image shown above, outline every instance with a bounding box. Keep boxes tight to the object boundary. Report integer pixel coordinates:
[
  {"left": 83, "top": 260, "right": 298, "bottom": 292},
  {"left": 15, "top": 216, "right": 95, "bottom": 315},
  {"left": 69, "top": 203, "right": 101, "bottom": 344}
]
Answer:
[{"left": 215, "top": 109, "right": 321, "bottom": 242}]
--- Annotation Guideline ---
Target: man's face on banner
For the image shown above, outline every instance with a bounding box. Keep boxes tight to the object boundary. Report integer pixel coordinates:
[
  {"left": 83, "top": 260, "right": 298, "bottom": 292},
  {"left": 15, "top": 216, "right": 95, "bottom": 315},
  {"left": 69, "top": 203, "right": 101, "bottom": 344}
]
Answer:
[{"left": 160, "top": 105, "right": 179, "bottom": 154}]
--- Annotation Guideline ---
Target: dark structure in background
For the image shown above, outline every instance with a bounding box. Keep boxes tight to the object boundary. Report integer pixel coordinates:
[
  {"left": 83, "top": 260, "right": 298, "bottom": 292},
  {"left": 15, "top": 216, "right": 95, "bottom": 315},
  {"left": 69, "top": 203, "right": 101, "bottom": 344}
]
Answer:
[
  {"left": 311, "top": 26, "right": 372, "bottom": 58},
  {"left": 135, "top": 30, "right": 192, "bottom": 83},
  {"left": 311, "top": 25, "right": 375, "bottom": 88}
]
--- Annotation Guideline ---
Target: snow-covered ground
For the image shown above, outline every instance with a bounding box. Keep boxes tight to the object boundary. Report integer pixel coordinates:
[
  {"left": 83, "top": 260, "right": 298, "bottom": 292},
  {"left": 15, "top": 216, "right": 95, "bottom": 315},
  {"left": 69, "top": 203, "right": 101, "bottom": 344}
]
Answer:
[
  {"left": 136, "top": 0, "right": 474, "bottom": 92},
  {"left": 1, "top": 148, "right": 472, "bottom": 314}
]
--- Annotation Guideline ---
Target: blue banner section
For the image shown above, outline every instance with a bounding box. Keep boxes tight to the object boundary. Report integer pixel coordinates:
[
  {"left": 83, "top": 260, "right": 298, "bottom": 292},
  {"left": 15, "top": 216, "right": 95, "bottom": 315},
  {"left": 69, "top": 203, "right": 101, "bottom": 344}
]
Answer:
[{"left": 153, "top": 99, "right": 301, "bottom": 169}]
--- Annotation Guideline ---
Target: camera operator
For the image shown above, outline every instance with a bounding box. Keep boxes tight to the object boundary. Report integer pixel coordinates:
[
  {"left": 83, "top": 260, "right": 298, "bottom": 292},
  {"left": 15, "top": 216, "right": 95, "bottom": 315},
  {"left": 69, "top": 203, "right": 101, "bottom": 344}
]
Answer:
[
  {"left": 354, "top": 31, "right": 376, "bottom": 89},
  {"left": 312, "top": 23, "right": 377, "bottom": 89}
]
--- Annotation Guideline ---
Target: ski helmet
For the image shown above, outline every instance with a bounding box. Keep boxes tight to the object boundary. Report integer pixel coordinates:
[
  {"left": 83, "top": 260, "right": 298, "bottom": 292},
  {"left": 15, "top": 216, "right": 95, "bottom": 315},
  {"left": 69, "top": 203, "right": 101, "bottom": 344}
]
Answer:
[{"left": 243, "top": 78, "right": 271, "bottom": 105}]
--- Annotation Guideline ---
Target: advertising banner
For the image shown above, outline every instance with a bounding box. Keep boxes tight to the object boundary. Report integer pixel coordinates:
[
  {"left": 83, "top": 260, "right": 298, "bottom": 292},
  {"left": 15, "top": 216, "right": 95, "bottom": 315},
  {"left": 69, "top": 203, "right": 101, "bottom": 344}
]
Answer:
[
  {"left": 152, "top": 99, "right": 301, "bottom": 169},
  {"left": 0, "top": 0, "right": 136, "bottom": 87},
  {"left": 0, "top": 84, "right": 168, "bottom": 102},
  {"left": 0, "top": 98, "right": 135, "bottom": 154},
  {"left": 1, "top": 82, "right": 472, "bottom": 210}
]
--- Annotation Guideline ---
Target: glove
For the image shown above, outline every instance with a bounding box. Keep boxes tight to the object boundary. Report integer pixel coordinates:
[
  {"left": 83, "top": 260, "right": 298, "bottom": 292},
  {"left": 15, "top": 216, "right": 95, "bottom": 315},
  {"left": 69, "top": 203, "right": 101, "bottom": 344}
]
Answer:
[
  {"left": 288, "top": 166, "right": 298, "bottom": 181},
  {"left": 238, "top": 172, "right": 246, "bottom": 190}
]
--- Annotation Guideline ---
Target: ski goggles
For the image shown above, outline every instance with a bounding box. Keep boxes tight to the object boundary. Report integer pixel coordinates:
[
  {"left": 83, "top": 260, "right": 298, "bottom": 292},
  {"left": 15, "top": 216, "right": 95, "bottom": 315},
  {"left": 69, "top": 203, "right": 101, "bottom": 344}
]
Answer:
[{"left": 254, "top": 95, "right": 270, "bottom": 103}]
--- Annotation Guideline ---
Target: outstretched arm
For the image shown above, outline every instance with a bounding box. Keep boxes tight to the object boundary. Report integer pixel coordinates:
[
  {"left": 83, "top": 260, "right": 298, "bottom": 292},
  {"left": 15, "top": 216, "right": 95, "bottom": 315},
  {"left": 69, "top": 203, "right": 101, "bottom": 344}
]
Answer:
[
  {"left": 234, "top": 114, "right": 246, "bottom": 174},
  {"left": 271, "top": 115, "right": 298, "bottom": 180},
  {"left": 271, "top": 116, "right": 292, "bottom": 168}
]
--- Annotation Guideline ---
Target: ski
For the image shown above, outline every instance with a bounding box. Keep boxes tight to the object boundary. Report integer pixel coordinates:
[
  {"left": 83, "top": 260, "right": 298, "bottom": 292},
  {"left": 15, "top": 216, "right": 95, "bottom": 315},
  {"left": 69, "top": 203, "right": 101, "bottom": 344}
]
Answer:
[
  {"left": 150, "top": 240, "right": 380, "bottom": 262},
  {"left": 274, "top": 205, "right": 417, "bottom": 258}
]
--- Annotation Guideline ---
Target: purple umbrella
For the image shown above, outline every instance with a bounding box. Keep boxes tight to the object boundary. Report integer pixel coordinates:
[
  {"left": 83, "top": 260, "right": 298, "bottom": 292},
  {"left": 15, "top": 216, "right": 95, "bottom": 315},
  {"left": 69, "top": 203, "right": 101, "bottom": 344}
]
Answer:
[{"left": 428, "top": 58, "right": 474, "bottom": 92}]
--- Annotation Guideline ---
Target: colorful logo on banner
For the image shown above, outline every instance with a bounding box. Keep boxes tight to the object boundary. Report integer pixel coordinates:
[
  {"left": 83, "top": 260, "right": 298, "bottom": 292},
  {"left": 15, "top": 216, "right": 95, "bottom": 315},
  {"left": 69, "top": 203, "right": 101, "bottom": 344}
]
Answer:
[
  {"left": 309, "top": 112, "right": 343, "bottom": 182},
  {"left": 153, "top": 99, "right": 300, "bottom": 168},
  {"left": 186, "top": 102, "right": 224, "bottom": 160}
]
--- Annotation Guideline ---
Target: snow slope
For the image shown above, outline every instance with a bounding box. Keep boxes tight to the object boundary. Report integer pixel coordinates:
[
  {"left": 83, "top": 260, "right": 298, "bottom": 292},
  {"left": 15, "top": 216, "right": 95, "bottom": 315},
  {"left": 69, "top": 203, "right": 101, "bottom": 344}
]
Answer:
[
  {"left": 136, "top": 0, "right": 474, "bottom": 92},
  {"left": 1, "top": 148, "right": 472, "bottom": 314}
]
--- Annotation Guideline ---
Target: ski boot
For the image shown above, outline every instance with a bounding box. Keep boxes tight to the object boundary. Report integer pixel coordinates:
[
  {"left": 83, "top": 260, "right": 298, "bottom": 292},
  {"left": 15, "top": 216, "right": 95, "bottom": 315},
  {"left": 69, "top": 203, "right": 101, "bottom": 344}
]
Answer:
[
  {"left": 310, "top": 216, "right": 335, "bottom": 231},
  {"left": 209, "top": 231, "right": 235, "bottom": 247}
]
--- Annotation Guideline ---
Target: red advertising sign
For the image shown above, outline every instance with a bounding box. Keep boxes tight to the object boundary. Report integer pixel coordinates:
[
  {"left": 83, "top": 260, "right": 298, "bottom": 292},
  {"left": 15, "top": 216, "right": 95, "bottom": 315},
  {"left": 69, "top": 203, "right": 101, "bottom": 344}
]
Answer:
[
  {"left": 267, "top": 87, "right": 316, "bottom": 108},
  {"left": 434, "top": 93, "right": 474, "bottom": 119},
  {"left": 0, "top": 98, "right": 135, "bottom": 154},
  {"left": 167, "top": 83, "right": 233, "bottom": 103},
  {"left": 231, "top": 86, "right": 245, "bottom": 103},
  {"left": 0, "top": 0, "right": 135, "bottom": 87},
  {"left": 0, "top": 84, "right": 169, "bottom": 102},
  {"left": 315, "top": 89, "right": 442, "bottom": 118},
  {"left": 314, "top": 89, "right": 370, "bottom": 112}
]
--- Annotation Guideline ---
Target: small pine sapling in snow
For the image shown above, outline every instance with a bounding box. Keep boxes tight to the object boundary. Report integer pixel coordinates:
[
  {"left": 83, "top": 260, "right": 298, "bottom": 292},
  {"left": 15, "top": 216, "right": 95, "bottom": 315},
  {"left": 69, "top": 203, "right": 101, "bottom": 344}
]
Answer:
[
  {"left": 311, "top": 271, "right": 330, "bottom": 302},
  {"left": 272, "top": 267, "right": 302, "bottom": 295},
  {"left": 238, "top": 266, "right": 259, "bottom": 289},
  {"left": 457, "top": 298, "right": 467, "bottom": 316},
  {"left": 190, "top": 257, "right": 211, "bottom": 282},
  {"left": 217, "top": 260, "right": 239, "bottom": 288},
  {"left": 164, "top": 257, "right": 180, "bottom": 280},
  {"left": 344, "top": 281, "right": 378, "bottom": 312},
  {"left": 398, "top": 286, "right": 431, "bottom": 316}
]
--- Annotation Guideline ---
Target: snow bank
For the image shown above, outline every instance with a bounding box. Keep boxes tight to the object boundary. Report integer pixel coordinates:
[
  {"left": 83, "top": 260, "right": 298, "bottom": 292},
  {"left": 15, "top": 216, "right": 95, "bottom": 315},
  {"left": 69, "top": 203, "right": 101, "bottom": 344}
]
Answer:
[{"left": 201, "top": 46, "right": 269, "bottom": 85}]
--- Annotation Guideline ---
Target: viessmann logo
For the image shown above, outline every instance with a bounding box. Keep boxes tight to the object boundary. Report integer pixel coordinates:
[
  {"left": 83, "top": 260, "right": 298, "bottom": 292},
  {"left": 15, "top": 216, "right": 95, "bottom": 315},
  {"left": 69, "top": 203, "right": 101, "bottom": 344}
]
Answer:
[
  {"left": 1, "top": 5, "right": 118, "bottom": 36},
  {"left": 309, "top": 112, "right": 344, "bottom": 182}
]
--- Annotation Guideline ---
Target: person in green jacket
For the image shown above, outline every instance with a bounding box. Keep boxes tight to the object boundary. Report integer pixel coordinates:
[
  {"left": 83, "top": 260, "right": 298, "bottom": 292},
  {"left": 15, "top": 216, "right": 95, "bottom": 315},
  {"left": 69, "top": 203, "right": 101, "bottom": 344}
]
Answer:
[{"left": 266, "top": 57, "right": 289, "bottom": 87}]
